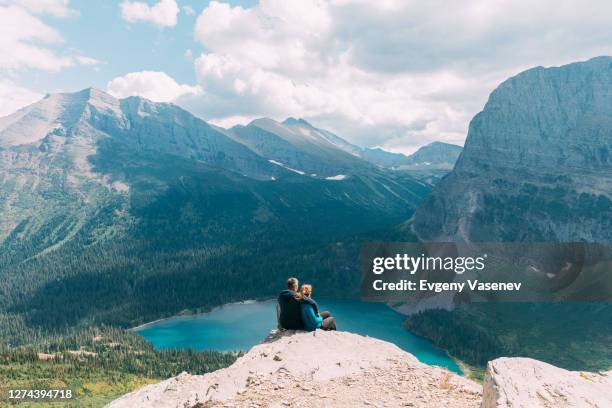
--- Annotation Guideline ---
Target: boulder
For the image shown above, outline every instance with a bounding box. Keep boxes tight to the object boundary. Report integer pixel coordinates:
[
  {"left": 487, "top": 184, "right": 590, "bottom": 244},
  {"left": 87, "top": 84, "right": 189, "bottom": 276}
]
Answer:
[{"left": 482, "top": 357, "right": 612, "bottom": 407}]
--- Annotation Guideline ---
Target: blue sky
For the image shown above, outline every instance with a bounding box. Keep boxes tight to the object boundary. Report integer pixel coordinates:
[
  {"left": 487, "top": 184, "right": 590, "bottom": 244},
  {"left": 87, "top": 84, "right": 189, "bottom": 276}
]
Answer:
[
  {"left": 3, "top": 0, "right": 612, "bottom": 153},
  {"left": 15, "top": 1, "right": 252, "bottom": 93}
]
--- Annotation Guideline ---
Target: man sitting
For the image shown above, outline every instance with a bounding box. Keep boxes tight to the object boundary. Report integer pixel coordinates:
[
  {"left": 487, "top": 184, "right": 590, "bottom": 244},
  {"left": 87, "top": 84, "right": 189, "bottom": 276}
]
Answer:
[{"left": 277, "top": 277, "right": 303, "bottom": 330}]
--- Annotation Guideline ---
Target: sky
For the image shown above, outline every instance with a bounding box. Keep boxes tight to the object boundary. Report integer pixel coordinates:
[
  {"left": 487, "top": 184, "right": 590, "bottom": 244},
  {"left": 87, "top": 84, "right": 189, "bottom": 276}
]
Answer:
[{"left": 2, "top": 1, "right": 612, "bottom": 153}]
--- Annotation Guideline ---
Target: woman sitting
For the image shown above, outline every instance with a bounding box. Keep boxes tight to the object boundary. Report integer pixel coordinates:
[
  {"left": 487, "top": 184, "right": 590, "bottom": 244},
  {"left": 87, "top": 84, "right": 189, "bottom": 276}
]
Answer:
[{"left": 299, "top": 284, "right": 336, "bottom": 331}]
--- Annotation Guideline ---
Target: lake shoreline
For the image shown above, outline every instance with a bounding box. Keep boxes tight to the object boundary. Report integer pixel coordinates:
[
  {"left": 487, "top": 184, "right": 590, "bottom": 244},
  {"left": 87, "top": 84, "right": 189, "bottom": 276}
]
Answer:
[{"left": 129, "top": 299, "right": 268, "bottom": 331}]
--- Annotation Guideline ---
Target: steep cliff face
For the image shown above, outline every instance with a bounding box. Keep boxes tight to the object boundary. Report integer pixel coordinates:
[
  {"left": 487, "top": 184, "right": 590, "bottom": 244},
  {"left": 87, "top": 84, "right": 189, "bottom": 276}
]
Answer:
[{"left": 413, "top": 57, "right": 612, "bottom": 242}]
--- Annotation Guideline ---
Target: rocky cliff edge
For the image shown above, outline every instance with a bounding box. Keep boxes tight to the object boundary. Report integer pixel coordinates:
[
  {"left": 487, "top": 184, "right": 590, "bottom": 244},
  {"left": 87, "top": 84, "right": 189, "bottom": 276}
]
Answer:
[{"left": 106, "top": 330, "right": 611, "bottom": 408}]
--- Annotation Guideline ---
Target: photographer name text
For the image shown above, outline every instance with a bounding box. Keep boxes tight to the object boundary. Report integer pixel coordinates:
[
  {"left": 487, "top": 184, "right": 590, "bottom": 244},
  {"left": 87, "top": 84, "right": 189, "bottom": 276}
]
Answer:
[{"left": 372, "top": 279, "right": 522, "bottom": 293}]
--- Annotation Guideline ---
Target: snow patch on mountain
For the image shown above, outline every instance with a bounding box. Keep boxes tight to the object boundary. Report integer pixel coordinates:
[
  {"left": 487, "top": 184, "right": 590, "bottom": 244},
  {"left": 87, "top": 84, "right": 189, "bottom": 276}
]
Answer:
[{"left": 268, "top": 159, "right": 306, "bottom": 175}]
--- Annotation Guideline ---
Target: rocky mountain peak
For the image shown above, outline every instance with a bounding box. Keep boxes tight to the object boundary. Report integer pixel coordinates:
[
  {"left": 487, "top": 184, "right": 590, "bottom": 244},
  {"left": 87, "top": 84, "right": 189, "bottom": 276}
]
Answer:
[
  {"left": 457, "top": 56, "right": 612, "bottom": 177},
  {"left": 403, "top": 141, "right": 463, "bottom": 169},
  {"left": 282, "top": 117, "right": 313, "bottom": 127},
  {"left": 0, "top": 88, "right": 125, "bottom": 147},
  {"left": 412, "top": 57, "right": 612, "bottom": 242}
]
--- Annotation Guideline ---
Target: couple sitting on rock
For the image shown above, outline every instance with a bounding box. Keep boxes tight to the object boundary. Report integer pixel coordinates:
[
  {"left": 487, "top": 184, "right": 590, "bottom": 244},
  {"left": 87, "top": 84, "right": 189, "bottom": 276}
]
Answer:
[{"left": 277, "top": 277, "right": 337, "bottom": 331}]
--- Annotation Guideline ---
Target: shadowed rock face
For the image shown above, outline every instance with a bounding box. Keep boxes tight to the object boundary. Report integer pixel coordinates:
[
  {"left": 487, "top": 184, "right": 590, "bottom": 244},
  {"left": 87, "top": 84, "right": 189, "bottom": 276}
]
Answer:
[{"left": 413, "top": 57, "right": 612, "bottom": 242}]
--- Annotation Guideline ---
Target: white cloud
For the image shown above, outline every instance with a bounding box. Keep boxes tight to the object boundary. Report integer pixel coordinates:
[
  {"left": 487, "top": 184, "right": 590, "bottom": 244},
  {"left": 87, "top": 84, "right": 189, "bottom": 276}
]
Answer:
[
  {"left": 194, "top": 1, "right": 331, "bottom": 76},
  {"left": 106, "top": 70, "right": 201, "bottom": 102},
  {"left": 0, "top": 4, "right": 98, "bottom": 72},
  {"left": 0, "top": 5, "right": 73, "bottom": 71},
  {"left": 120, "top": 0, "right": 179, "bottom": 27},
  {"left": 0, "top": 0, "right": 77, "bottom": 17},
  {"left": 186, "top": 0, "right": 612, "bottom": 152},
  {"left": 0, "top": 80, "right": 42, "bottom": 117},
  {"left": 0, "top": 3, "right": 96, "bottom": 118},
  {"left": 76, "top": 56, "right": 101, "bottom": 65}
]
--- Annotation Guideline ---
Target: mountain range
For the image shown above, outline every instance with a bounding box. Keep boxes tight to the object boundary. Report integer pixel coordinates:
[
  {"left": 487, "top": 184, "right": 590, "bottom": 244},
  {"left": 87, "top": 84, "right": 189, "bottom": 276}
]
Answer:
[
  {"left": 0, "top": 87, "right": 459, "bottom": 245},
  {"left": 227, "top": 116, "right": 461, "bottom": 175},
  {"left": 0, "top": 88, "right": 460, "bottom": 336}
]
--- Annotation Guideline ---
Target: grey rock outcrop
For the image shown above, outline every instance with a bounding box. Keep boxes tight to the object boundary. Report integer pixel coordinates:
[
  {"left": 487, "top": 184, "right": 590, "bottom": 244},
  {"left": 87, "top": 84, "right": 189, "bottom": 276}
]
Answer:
[{"left": 482, "top": 357, "right": 612, "bottom": 407}]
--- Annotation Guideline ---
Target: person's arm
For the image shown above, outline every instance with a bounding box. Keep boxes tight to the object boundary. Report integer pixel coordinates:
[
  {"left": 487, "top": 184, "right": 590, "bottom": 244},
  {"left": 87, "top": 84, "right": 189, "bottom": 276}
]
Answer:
[
  {"left": 301, "top": 297, "right": 319, "bottom": 315},
  {"left": 304, "top": 305, "right": 323, "bottom": 326}
]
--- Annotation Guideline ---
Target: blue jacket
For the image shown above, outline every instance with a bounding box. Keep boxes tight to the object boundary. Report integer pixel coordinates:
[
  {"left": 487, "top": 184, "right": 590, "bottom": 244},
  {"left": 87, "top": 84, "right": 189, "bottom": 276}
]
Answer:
[
  {"left": 300, "top": 296, "right": 319, "bottom": 315},
  {"left": 300, "top": 302, "right": 322, "bottom": 331}
]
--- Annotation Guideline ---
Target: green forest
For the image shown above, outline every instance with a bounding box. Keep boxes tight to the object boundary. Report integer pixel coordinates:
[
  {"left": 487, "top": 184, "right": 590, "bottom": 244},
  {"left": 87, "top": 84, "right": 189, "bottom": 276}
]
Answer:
[
  {"left": 405, "top": 302, "right": 612, "bottom": 371},
  {"left": 0, "top": 326, "right": 237, "bottom": 406}
]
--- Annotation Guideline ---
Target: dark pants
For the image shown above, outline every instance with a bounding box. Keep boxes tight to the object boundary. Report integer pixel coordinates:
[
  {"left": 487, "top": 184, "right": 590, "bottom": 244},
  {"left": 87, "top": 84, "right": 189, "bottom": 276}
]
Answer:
[{"left": 319, "top": 310, "right": 336, "bottom": 331}]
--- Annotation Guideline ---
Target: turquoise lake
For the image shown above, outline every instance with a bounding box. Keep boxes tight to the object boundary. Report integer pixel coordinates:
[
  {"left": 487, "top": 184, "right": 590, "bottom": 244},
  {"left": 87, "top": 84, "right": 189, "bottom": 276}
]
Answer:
[{"left": 136, "top": 299, "right": 461, "bottom": 374}]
